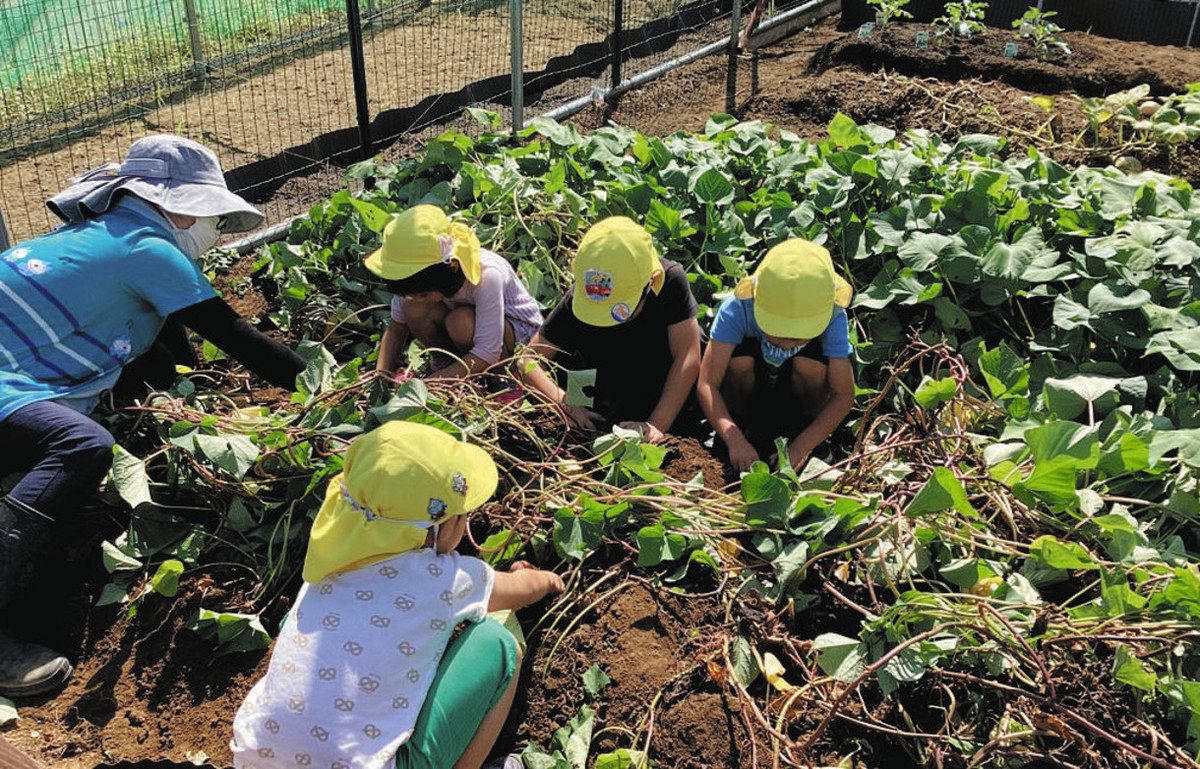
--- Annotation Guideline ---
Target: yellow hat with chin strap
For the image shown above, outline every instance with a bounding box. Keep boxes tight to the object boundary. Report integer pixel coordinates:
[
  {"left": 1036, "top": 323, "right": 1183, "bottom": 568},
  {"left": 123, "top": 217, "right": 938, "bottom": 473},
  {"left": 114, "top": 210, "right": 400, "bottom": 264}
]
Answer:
[
  {"left": 302, "top": 421, "right": 499, "bottom": 583},
  {"left": 570, "top": 217, "right": 665, "bottom": 327},
  {"left": 364, "top": 204, "right": 483, "bottom": 285},
  {"left": 734, "top": 239, "right": 853, "bottom": 341}
]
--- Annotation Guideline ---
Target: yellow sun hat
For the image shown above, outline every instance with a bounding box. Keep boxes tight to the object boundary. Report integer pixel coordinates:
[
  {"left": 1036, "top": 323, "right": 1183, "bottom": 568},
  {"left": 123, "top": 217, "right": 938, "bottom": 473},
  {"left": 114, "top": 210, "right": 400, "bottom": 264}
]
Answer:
[
  {"left": 734, "top": 239, "right": 853, "bottom": 340},
  {"left": 363, "top": 204, "right": 483, "bottom": 285},
  {"left": 302, "top": 421, "right": 499, "bottom": 583},
  {"left": 570, "top": 216, "right": 666, "bottom": 327}
]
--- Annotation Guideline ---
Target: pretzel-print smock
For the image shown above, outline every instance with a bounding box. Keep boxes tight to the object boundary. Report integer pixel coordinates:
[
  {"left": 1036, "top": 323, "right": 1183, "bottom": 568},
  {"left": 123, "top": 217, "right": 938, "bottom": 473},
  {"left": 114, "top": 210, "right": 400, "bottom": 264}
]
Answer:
[{"left": 230, "top": 549, "right": 494, "bottom": 769}]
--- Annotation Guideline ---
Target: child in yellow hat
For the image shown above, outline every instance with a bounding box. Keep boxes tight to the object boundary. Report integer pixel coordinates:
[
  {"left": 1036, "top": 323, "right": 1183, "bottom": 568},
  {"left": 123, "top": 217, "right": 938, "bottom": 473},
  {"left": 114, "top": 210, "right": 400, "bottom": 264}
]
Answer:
[
  {"left": 519, "top": 217, "right": 702, "bottom": 443},
  {"left": 697, "top": 240, "right": 856, "bottom": 473},
  {"left": 368, "top": 205, "right": 544, "bottom": 380},
  {"left": 230, "top": 421, "right": 564, "bottom": 769}
]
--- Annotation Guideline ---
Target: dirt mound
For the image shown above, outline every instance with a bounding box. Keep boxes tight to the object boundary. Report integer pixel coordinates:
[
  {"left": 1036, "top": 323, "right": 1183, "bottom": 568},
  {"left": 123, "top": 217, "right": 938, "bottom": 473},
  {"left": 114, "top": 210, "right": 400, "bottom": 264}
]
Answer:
[
  {"left": 817, "top": 22, "right": 1200, "bottom": 96},
  {"left": 587, "top": 16, "right": 1200, "bottom": 184},
  {"left": 5, "top": 576, "right": 275, "bottom": 769},
  {"left": 510, "top": 582, "right": 760, "bottom": 768},
  {"left": 661, "top": 435, "right": 734, "bottom": 490}
]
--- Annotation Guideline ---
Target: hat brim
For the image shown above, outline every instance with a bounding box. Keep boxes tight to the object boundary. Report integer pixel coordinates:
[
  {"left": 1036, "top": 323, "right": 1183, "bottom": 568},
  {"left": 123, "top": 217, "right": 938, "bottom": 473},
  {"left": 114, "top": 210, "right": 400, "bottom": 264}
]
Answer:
[
  {"left": 457, "top": 440, "right": 499, "bottom": 512},
  {"left": 572, "top": 290, "right": 620, "bottom": 328},
  {"left": 754, "top": 302, "right": 834, "bottom": 341},
  {"left": 363, "top": 247, "right": 426, "bottom": 280},
  {"left": 152, "top": 179, "right": 264, "bottom": 232},
  {"left": 48, "top": 177, "right": 264, "bottom": 232}
]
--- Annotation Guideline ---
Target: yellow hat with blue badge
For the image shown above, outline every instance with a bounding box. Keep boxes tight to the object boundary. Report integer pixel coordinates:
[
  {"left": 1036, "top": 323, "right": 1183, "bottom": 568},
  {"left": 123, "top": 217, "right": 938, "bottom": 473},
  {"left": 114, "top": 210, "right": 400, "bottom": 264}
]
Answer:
[
  {"left": 302, "top": 421, "right": 499, "bottom": 583},
  {"left": 570, "top": 217, "right": 666, "bottom": 327},
  {"left": 734, "top": 239, "right": 853, "bottom": 341}
]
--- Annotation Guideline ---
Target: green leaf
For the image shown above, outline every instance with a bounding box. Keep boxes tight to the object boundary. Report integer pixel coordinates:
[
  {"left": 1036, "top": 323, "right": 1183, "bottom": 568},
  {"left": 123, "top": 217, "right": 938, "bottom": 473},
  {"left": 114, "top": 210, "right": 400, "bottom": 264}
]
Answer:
[
  {"left": 977, "top": 342, "right": 1028, "bottom": 399},
  {"left": 913, "top": 376, "right": 957, "bottom": 408},
  {"left": 1029, "top": 536, "right": 1097, "bottom": 571},
  {"left": 907, "top": 467, "right": 976, "bottom": 516},
  {"left": 348, "top": 197, "right": 392, "bottom": 234},
  {"left": 828, "top": 112, "right": 869, "bottom": 148},
  {"left": 550, "top": 706, "right": 595, "bottom": 769},
  {"left": 1042, "top": 375, "right": 1122, "bottom": 421},
  {"left": 150, "top": 559, "right": 185, "bottom": 598},
  {"left": 1112, "top": 644, "right": 1157, "bottom": 692},
  {"left": 741, "top": 467, "right": 792, "bottom": 529},
  {"left": 582, "top": 665, "right": 612, "bottom": 698},
  {"left": 101, "top": 540, "right": 143, "bottom": 573},
  {"left": 111, "top": 445, "right": 153, "bottom": 509},
  {"left": 812, "top": 633, "right": 868, "bottom": 682},
  {"left": 192, "top": 433, "right": 260, "bottom": 480},
  {"left": 729, "top": 636, "right": 760, "bottom": 688},
  {"left": 594, "top": 750, "right": 648, "bottom": 769},
  {"left": 692, "top": 167, "right": 735, "bottom": 205},
  {"left": 96, "top": 581, "right": 130, "bottom": 606},
  {"left": 635, "top": 524, "right": 689, "bottom": 567}
]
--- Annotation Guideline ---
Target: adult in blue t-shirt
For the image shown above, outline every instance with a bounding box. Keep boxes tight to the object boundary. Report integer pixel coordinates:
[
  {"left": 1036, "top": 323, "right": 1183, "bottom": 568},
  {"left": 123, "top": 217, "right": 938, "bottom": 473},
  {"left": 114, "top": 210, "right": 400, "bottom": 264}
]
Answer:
[
  {"left": 697, "top": 240, "right": 857, "bottom": 473},
  {"left": 0, "top": 136, "right": 305, "bottom": 698}
]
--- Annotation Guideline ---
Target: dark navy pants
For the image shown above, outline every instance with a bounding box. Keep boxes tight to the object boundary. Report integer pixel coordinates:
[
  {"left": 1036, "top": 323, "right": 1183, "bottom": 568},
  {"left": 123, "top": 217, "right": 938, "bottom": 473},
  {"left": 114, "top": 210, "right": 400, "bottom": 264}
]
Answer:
[
  {"left": 0, "top": 400, "right": 114, "bottom": 520},
  {"left": 0, "top": 400, "right": 114, "bottom": 610}
]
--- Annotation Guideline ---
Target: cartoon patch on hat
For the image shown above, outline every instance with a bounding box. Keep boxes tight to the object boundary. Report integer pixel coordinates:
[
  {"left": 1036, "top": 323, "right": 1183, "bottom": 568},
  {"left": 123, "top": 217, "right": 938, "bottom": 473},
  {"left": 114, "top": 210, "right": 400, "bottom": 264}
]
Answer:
[{"left": 584, "top": 269, "right": 614, "bottom": 301}]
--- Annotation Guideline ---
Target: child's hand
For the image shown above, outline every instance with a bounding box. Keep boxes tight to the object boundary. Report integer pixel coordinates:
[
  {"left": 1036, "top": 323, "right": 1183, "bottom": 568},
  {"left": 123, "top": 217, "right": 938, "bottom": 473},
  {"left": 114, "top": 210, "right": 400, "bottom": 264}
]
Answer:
[
  {"left": 562, "top": 404, "right": 604, "bottom": 431},
  {"left": 509, "top": 560, "right": 535, "bottom": 572},
  {"left": 540, "top": 570, "right": 566, "bottom": 597},
  {"left": 728, "top": 433, "right": 760, "bottom": 473},
  {"left": 617, "top": 421, "right": 665, "bottom": 444}
]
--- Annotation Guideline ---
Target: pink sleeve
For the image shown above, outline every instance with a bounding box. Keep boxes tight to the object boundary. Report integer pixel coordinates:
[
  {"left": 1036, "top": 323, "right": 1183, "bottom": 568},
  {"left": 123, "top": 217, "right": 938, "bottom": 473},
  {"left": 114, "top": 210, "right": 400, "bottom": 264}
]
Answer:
[
  {"left": 390, "top": 294, "right": 405, "bottom": 323},
  {"left": 468, "top": 267, "right": 506, "bottom": 364}
]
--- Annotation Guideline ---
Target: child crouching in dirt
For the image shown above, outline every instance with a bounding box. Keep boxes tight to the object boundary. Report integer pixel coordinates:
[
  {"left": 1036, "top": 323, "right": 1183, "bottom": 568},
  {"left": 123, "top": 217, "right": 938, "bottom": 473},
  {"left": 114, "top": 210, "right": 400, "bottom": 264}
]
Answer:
[
  {"left": 518, "top": 216, "right": 702, "bottom": 443},
  {"left": 230, "top": 421, "right": 564, "bottom": 769},
  {"left": 697, "top": 239, "right": 856, "bottom": 474},
  {"left": 370, "top": 205, "right": 544, "bottom": 381}
]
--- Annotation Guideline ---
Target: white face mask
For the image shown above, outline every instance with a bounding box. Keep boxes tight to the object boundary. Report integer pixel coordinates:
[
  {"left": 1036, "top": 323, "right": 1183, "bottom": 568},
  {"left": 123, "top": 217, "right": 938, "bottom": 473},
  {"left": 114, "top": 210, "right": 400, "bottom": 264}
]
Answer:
[{"left": 169, "top": 216, "right": 220, "bottom": 258}]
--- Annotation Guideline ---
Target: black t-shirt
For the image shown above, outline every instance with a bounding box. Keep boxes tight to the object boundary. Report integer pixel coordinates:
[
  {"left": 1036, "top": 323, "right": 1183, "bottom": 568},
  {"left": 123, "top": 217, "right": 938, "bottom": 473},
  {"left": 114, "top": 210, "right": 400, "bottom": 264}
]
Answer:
[{"left": 542, "top": 259, "right": 698, "bottom": 423}]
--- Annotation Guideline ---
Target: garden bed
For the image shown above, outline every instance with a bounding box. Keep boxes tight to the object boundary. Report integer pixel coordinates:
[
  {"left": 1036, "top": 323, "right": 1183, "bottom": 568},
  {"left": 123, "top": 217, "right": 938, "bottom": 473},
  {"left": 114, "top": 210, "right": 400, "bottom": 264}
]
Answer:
[{"left": 4, "top": 12, "right": 1200, "bottom": 769}]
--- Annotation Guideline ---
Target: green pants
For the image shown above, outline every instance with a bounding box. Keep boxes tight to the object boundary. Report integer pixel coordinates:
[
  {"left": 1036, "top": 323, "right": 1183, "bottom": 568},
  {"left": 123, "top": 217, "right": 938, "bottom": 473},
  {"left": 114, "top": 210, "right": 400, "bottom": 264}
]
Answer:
[{"left": 394, "top": 617, "right": 519, "bottom": 769}]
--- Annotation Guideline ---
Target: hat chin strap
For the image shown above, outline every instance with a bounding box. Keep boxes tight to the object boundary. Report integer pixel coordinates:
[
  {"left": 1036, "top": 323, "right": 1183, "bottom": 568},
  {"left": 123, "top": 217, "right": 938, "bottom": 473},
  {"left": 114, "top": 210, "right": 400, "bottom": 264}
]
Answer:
[{"left": 339, "top": 483, "right": 436, "bottom": 530}]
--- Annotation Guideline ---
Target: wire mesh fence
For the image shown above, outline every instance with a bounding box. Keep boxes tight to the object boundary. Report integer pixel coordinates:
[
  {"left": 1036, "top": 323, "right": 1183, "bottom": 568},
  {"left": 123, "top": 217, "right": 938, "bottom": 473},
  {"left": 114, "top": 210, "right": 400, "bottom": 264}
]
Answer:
[{"left": 0, "top": 0, "right": 800, "bottom": 244}]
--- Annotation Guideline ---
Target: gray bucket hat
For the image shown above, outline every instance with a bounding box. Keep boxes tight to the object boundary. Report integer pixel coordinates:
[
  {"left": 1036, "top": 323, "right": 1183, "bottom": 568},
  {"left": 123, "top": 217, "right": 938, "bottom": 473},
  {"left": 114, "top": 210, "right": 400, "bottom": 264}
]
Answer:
[{"left": 47, "top": 134, "right": 264, "bottom": 233}]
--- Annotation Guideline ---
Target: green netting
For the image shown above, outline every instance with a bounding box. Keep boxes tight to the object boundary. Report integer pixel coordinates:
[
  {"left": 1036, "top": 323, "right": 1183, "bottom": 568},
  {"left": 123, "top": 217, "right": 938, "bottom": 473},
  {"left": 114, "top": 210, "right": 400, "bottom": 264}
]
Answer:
[{"left": 0, "top": 0, "right": 364, "bottom": 86}]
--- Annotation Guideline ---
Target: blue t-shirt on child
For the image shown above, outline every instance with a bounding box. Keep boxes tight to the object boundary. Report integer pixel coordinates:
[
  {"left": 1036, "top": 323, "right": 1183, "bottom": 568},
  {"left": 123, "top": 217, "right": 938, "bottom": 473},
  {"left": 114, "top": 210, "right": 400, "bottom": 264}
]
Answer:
[
  {"left": 0, "top": 196, "right": 216, "bottom": 421},
  {"left": 709, "top": 296, "right": 852, "bottom": 359}
]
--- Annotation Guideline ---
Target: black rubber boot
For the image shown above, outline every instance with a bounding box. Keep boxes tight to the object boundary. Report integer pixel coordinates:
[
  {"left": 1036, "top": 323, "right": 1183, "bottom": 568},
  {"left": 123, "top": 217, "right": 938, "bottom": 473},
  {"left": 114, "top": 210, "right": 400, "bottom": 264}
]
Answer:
[{"left": 0, "top": 498, "right": 73, "bottom": 698}]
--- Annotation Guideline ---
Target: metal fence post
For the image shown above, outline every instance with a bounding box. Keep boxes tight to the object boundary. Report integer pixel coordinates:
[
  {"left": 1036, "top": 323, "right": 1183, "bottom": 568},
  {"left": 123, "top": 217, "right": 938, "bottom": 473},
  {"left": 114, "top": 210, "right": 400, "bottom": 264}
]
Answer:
[
  {"left": 611, "top": 0, "right": 624, "bottom": 89},
  {"left": 183, "top": 0, "right": 207, "bottom": 81},
  {"left": 511, "top": 0, "right": 524, "bottom": 135},
  {"left": 726, "top": 0, "right": 743, "bottom": 112},
  {"left": 1189, "top": 0, "right": 1200, "bottom": 47},
  {"left": 0, "top": 205, "right": 10, "bottom": 252},
  {"left": 345, "top": 0, "right": 374, "bottom": 161}
]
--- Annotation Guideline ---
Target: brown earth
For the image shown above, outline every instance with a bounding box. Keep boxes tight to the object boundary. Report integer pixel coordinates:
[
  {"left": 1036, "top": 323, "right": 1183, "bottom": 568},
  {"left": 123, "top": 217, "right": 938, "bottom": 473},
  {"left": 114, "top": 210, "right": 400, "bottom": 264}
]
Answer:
[
  {"left": 573, "top": 16, "right": 1200, "bottom": 184},
  {"left": 4, "top": 574, "right": 278, "bottom": 769},
  {"left": 508, "top": 582, "right": 761, "bottom": 769}
]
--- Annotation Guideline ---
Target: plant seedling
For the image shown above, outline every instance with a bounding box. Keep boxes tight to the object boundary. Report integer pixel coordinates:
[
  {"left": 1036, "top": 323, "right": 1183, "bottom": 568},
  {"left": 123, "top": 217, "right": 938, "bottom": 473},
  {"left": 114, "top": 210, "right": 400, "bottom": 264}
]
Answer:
[
  {"left": 932, "top": 1, "right": 986, "bottom": 41},
  {"left": 1012, "top": 6, "right": 1070, "bottom": 61},
  {"left": 867, "top": 0, "right": 912, "bottom": 27}
]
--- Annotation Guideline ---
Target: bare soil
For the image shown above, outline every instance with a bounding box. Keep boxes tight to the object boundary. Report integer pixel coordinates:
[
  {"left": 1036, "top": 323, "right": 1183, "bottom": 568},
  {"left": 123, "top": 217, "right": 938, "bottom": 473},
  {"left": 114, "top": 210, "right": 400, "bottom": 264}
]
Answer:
[{"left": 573, "top": 17, "right": 1200, "bottom": 184}]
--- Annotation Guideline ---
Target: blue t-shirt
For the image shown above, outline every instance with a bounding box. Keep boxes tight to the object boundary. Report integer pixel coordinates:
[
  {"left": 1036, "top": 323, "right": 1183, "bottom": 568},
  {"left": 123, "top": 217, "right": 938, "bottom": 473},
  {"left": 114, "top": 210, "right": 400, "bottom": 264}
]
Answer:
[
  {"left": 0, "top": 196, "right": 216, "bottom": 421},
  {"left": 709, "top": 296, "right": 852, "bottom": 359}
]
